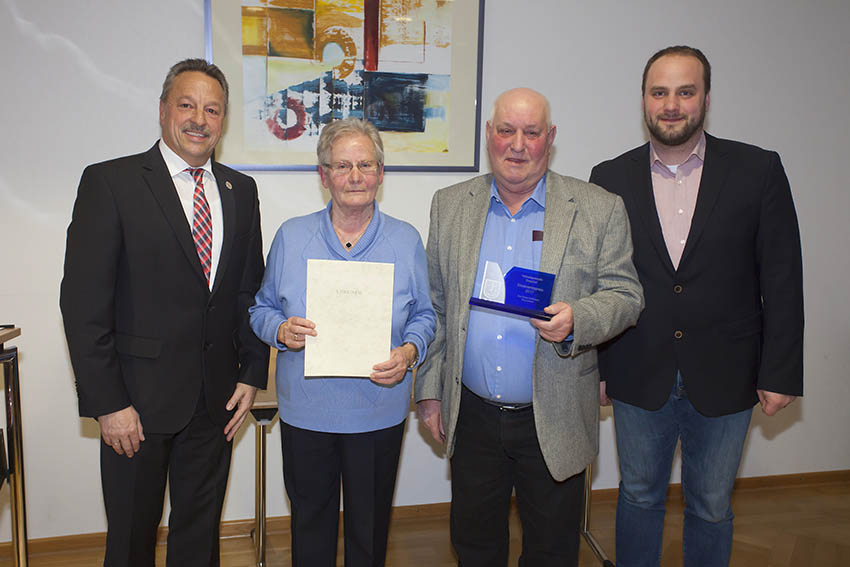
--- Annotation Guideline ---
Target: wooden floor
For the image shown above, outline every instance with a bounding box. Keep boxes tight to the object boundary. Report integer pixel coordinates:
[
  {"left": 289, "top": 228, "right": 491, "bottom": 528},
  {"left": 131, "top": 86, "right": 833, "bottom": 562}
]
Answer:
[{"left": 4, "top": 476, "right": 848, "bottom": 566}]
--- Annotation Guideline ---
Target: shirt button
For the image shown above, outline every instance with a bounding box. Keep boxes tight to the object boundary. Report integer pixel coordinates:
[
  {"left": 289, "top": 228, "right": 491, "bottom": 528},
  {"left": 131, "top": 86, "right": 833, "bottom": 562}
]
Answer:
[
  {"left": 678, "top": 208, "right": 684, "bottom": 215},
  {"left": 674, "top": 330, "right": 683, "bottom": 339},
  {"left": 496, "top": 334, "right": 503, "bottom": 340},
  {"left": 496, "top": 366, "right": 502, "bottom": 372},
  {"left": 496, "top": 394, "right": 502, "bottom": 399},
  {"left": 510, "top": 218, "right": 516, "bottom": 223},
  {"left": 679, "top": 239, "right": 686, "bottom": 245},
  {"left": 507, "top": 245, "right": 513, "bottom": 251},
  {"left": 677, "top": 179, "right": 683, "bottom": 185}
]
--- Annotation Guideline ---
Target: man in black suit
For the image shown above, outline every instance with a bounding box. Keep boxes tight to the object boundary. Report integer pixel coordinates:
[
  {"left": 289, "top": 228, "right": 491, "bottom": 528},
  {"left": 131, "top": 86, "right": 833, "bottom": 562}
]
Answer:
[
  {"left": 590, "top": 46, "right": 803, "bottom": 567},
  {"left": 60, "top": 58, "right": 268, "bottom": 566}
]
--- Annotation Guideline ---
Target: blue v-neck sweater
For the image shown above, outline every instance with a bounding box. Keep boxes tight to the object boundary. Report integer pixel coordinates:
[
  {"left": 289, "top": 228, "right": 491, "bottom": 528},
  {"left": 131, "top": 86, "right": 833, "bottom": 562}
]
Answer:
[{"left": 250, "top": 202, "right": 436, "bottom": 433}]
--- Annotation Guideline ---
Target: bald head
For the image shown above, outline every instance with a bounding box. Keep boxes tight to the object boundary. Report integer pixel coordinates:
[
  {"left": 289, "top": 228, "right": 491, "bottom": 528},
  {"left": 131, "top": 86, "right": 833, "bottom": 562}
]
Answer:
[
  {"left": 489, "top": 88, "right": 552, "bottom": 131},
  {"left": 486, "top": 88, "right": 556, "bottom": 202}
]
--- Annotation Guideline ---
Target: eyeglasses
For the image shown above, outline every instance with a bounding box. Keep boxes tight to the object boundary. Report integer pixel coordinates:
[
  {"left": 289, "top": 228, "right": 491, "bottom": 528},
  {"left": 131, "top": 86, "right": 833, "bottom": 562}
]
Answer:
[{"left": 323, "top": 160, "right": 381, "bottom": 176}]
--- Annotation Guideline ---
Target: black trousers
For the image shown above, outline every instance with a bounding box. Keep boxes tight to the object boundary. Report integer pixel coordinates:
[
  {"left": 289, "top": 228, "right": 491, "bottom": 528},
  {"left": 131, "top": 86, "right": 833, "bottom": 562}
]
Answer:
[
  {"left": 451, "top": 386, "right": 585, "bottom": 567},
  {"left": 280, "top": 419, "right": 406, "bottom": 567},
  {"left": 100, "top": 394, "right": 232, "bottom": 567}
]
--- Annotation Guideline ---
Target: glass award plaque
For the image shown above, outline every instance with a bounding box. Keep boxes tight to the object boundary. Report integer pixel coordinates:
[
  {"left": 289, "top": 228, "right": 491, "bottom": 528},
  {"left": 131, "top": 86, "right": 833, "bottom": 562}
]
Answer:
[{"left": 469, "top": 261, "right": 556, "bottom": 320}]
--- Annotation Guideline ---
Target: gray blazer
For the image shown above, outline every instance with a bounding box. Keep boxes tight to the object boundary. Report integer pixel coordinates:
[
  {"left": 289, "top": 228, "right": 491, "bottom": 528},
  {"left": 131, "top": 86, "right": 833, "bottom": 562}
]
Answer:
[{"left": 415, "top": 170, "right": 644, "bottom": 481}]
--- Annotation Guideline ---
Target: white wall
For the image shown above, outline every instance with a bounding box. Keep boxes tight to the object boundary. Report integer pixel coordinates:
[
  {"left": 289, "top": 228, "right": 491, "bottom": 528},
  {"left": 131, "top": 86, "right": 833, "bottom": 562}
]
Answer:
[{"left": 0, "top": 0, "right": 847, "bottom": 541}]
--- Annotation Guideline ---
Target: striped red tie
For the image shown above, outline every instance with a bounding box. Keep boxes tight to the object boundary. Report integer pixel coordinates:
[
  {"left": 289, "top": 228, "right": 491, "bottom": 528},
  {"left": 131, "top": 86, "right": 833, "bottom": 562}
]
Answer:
[{"left": 187, "top": 168, "right": 213, "bottom": 285}]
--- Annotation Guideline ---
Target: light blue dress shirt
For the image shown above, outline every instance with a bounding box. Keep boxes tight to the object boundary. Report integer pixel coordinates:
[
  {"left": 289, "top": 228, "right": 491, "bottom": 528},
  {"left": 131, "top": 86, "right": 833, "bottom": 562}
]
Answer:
[{"left": 462, "top": 177, "right": 547, "bottom": 404}]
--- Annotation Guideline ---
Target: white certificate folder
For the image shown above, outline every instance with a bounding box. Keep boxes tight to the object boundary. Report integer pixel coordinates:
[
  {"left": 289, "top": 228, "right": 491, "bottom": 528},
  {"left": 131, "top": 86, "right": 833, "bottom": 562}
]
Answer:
[{"left": 304, "top": 259, "right": 394, "bottom": 377}]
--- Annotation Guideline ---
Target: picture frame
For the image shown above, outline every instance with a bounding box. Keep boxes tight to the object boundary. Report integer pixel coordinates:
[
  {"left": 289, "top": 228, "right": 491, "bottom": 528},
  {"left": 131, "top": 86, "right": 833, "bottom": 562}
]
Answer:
[{"left": 205, "top": 0, "right": 485, "bottom": 172}]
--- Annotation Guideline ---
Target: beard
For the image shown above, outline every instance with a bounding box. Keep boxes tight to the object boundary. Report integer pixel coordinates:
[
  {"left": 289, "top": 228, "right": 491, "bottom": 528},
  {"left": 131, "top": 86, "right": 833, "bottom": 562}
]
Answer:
[{"left": 645, "top": 104, "right": 706, "bottom": 147}]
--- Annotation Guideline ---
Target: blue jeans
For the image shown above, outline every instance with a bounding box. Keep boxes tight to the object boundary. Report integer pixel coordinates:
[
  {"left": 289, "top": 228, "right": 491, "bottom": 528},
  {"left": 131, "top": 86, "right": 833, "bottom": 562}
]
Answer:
[{"left": 612, "top": 373, "right": 753, "bottom": 567}]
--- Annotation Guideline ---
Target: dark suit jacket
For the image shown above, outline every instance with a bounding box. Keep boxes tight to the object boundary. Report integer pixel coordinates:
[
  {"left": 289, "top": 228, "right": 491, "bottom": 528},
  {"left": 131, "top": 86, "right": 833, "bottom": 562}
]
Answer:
[
  {"left": 590, "top": 134, "right": 803, "bottom": 416},
  {"left": 61, "top": 143, "right": 268, "bottom": 433}
]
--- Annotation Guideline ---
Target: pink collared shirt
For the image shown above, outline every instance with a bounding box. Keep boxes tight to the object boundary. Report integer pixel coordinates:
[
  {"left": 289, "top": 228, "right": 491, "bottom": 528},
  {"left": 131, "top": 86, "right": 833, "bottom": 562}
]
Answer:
[{"left": 650, "top": 133, "right": 706, "bottom": 269}]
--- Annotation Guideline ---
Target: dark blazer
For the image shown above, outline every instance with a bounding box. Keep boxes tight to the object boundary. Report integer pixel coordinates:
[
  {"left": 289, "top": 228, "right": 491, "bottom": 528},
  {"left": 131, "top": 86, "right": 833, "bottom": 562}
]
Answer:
[
  {"left": 590, "top": 134, "right": 803, "bottom": 417},
  {"left": 61, "top": 143, "right": 268, "bottom": 433}
]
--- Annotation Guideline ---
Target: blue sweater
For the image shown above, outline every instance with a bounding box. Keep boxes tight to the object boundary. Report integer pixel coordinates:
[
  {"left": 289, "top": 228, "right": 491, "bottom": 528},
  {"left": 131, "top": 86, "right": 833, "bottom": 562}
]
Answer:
[{"left": 249, "top": 202, "right": 436, "bottom": 433}]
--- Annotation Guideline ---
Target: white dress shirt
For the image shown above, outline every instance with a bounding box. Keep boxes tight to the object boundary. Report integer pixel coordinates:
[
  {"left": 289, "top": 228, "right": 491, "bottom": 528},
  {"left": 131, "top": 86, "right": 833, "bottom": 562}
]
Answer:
[{"left": 158, "top": 139, "right": 223, "bottom": 290}]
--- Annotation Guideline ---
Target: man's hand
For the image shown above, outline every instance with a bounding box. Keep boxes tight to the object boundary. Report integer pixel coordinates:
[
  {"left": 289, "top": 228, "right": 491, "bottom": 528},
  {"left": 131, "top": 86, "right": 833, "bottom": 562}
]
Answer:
[
  {"left": 371, "top": 343, "right": 417, "bottom": 386},
  {"left": 417, "top": 398, "right": 445, "bottom": 443},
  {"left": 530, "top": 301, "right": 574, "bottom": 342},
  {"left": 224, "top": 383, "right": 259, "bottom": 441},
  {"left": 99, "top": 405, "right": 145, "bottom": 458},
  {"left": 277, "top": 316, "right": 317, "bottom": 349},
  {"left": 757, "top": 390, "right": 796, "bottom": 416},
  {"left": 600, "top": 380, "right": 612, "bottom": 406}
]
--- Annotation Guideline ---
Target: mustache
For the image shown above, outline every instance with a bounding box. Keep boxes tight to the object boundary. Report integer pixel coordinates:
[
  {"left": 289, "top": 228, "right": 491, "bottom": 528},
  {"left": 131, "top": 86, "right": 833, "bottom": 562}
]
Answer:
[
  {"left": 658, "top": 111, "right": 687, "bottom": 120},
  {"left": 183, "top": 124, "right": 209, "bottom": 136}
]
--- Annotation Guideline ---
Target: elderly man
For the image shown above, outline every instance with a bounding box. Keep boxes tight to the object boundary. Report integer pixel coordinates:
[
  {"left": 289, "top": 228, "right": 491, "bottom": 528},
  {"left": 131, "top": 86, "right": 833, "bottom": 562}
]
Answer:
[
  {"left": 60, "top": 59, "right": 268, "bottom": 566},
  {"left": 415, "top": 87, "right": 644, "bottom": 566},
  {"left": 591, "top": 46, "right": 803, "bottom": 567}
]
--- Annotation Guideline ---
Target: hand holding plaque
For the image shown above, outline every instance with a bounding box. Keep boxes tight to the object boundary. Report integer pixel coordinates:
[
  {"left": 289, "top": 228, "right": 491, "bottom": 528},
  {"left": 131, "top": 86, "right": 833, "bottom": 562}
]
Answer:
[{"left": 469, "top": 261, "right": 556, "bottom": 320}]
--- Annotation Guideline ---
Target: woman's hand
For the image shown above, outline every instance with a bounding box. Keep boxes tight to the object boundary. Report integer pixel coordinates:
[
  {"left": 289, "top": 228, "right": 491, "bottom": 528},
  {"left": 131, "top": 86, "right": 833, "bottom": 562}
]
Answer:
[
  {"left": 277, "top": 316, "right": 317, "bottom": 349},
  {"left": 370, "top": 343, "right": 417, "bottom": 386}
]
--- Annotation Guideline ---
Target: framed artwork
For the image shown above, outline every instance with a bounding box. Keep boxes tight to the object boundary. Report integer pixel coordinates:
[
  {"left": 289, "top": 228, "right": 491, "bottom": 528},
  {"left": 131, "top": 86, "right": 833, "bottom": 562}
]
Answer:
[{"left": 205, "top": 0, "right": 485, "bottom": 171}]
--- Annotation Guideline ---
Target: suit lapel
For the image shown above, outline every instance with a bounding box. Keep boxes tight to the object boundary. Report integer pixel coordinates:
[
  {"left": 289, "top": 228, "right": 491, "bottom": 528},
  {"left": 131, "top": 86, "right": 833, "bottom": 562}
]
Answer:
[
  {"left": 540, "top": 172, "right": 576, "bottom": 276},
  {"left": 679, "top": 134, "right": 729, "bottom": 269},
  {"left": 457, "top": 176, "right": 491, "bottom": 301},
  {"left": 630, "top": 144, "right": 676, "bottom": 274},
  {"left": 141, "top": 144, "right": 209, "bottom": 289},
  {"left": 211, "top": 163, "right": 235, "bottom": 295}
]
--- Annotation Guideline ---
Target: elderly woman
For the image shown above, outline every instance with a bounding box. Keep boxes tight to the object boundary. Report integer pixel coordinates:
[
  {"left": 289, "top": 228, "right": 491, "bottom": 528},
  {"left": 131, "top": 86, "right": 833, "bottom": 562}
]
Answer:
[{"left": 249, "top": 117, "right": 435, "bottom": 566}]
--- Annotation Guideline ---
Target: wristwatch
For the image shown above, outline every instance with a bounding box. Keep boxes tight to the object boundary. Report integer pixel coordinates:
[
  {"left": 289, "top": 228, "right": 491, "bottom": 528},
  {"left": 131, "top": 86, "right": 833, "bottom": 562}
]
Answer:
[{"left": 401, "top": 341, "right": 419, "bottom": 369}]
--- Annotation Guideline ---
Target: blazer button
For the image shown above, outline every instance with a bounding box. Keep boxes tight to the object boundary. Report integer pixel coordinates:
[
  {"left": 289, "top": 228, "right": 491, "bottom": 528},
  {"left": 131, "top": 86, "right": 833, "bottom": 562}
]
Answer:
[
  {"left": 674, "top": 330, "right": 683, "bottom": 339},
  {"left": 673, "top": 284, "right": 683, "bottom": 294}
]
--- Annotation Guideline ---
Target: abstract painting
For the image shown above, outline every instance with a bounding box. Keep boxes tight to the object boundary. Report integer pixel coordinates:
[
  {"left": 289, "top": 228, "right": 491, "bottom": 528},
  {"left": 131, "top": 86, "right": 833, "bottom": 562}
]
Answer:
[{"left": 206, "top": 0, "right": 484, "bottom": 171}]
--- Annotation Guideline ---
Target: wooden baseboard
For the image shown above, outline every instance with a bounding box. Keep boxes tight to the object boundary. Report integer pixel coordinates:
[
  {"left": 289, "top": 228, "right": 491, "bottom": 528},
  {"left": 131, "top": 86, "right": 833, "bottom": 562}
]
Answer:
[
  {"left": 1, "top": 531, "right": 107, "bottom": 554},
  {"left": 219, "top": 501, "right": 453, "bottom": 540},
  {"left": 590, "top": 468, "right": 850, "bottom": 502},
  {"left": 7, "top": 469, "right": 848, "bottom": 554},
  {"left": 732, "top": 468, "right": 850, "bottom": 489}
]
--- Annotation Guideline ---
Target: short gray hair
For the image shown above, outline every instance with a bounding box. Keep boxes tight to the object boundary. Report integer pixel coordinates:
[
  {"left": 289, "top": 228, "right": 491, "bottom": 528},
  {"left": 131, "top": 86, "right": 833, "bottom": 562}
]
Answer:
[
  {"left": 160, "top": 58, "right": 229, "bottom": 114},
  {"left": 317, "top": 118, "right": 385, "bottom": 166}
]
